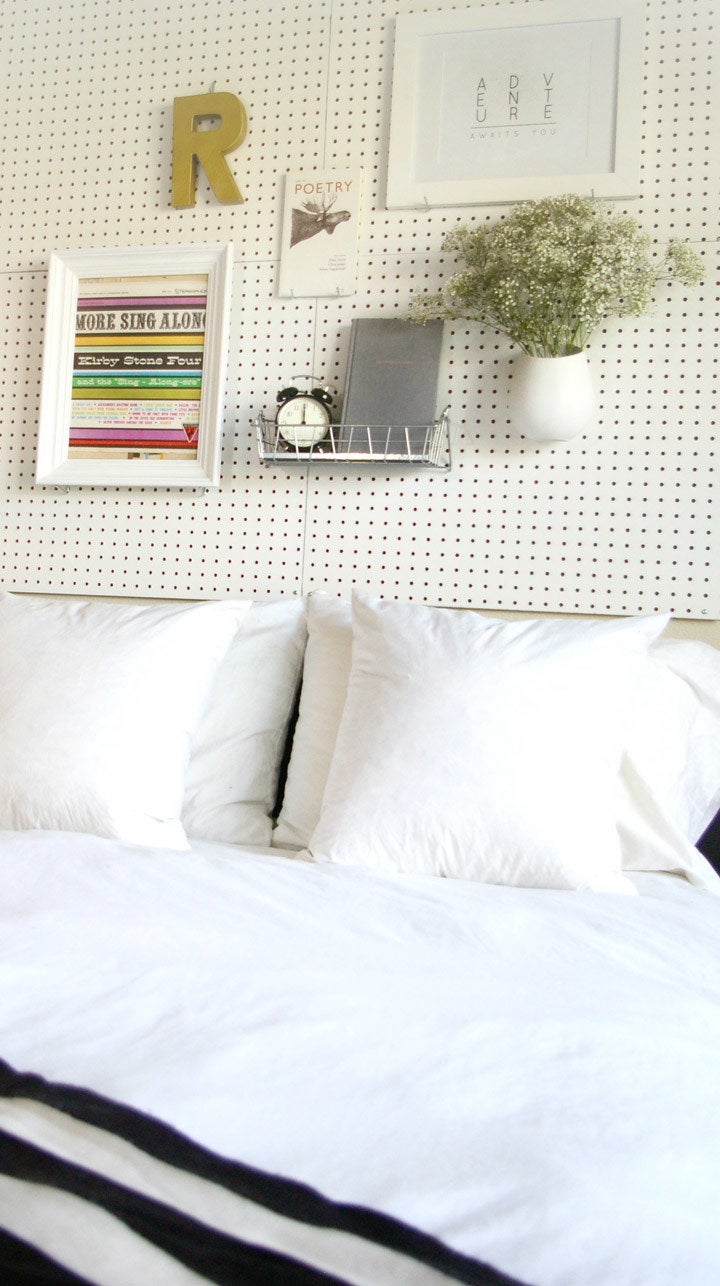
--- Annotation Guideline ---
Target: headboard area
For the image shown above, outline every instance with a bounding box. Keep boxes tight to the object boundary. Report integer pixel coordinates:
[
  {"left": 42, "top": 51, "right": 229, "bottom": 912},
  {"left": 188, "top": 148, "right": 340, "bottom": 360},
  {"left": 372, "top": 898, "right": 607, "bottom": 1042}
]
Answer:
[{"left": 0, "top": 0, "right": 717, "bottom": 621}]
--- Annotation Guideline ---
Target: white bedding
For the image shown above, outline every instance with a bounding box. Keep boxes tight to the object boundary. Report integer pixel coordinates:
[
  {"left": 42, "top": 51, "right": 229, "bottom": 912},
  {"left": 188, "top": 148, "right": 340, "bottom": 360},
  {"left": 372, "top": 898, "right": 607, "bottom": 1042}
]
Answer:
[{"left": 1, "top": 830, "right": 719, "bottom": 1285}]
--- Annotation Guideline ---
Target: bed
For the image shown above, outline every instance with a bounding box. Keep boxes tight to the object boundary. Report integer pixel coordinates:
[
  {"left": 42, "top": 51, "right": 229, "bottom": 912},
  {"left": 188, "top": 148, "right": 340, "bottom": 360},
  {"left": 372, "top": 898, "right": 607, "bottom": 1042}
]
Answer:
[{"left": 1, "top": 588, "right": 719, "bottom": 1286}]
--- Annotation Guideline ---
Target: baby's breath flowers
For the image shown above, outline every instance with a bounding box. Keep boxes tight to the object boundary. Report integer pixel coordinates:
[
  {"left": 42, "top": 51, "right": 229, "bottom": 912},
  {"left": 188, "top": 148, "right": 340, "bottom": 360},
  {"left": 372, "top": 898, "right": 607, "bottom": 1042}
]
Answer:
[{"left": 409, "top": 195, "right": 704, "bottom": 358}]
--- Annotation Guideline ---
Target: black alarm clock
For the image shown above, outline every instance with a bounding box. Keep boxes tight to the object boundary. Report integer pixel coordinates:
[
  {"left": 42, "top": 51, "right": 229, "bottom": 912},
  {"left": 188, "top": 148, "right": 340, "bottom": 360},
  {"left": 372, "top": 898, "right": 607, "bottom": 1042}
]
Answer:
[{"left": 276, "top": 376, "right": 334, "bottom": 448}]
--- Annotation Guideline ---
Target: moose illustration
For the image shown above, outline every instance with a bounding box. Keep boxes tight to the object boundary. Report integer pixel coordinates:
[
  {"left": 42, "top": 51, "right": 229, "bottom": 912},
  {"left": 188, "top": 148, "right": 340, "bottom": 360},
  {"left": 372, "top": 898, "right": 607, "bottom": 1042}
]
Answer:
[{"left": 290, "top": 193, "right": 351, "bottom": 247}]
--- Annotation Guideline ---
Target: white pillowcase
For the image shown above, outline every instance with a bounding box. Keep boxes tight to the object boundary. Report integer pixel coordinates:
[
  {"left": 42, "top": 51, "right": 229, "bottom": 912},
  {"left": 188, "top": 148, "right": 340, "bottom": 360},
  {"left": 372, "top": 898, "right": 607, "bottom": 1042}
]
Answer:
[
  {"left": 273, "top": 594, "right": 351, "bottom": 849},
  {"left": 305, "top": 593, "right": 667, "bottom": 892},
  {"left": 619, "top": 639, "right": 720, "bottom": 887},
  {"left": 0, "top": 592, "right": 250, "bottom": 849},
  {"left": 182, "top": 598, "right": 307, "bottom": 846},
  {"left": 276, "top": 595, "right": 720, "bottom": 889}
]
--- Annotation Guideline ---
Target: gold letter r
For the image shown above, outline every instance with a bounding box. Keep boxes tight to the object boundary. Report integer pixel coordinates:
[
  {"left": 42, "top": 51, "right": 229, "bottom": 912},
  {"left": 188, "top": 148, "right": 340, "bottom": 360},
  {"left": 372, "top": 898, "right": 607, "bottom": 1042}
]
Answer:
[{"left": 172, "top": 91, "right": 247, "bottom": 207}]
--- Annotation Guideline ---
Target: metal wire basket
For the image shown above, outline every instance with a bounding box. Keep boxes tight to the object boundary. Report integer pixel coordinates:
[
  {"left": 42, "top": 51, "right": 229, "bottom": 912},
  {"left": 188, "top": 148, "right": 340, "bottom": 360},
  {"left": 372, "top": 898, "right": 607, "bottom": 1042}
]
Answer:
[{"left": 255, "top": 408, "right": 450, "bottom": 469}]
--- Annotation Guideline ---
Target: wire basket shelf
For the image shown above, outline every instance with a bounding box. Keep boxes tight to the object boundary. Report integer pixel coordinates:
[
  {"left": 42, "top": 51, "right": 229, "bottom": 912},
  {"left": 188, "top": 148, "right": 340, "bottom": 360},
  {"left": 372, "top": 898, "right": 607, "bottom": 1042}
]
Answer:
[{"left": 255, "top": 409, "right": 450, "bottom": 469}]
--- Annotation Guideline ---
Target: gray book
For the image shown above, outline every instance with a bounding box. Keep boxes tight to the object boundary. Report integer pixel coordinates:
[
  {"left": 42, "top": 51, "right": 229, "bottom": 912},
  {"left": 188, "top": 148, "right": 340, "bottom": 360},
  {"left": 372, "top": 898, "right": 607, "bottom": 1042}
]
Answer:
[{"left": 340, "top": 318, "right": 443, "bottom": 454}]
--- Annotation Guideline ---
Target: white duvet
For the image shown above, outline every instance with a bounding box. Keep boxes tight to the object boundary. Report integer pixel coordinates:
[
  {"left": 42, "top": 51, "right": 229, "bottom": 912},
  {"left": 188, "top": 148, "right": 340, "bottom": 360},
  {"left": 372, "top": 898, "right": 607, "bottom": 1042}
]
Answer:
[{"left": 1, "top": 830, "right": 719, "bottom": 1286}]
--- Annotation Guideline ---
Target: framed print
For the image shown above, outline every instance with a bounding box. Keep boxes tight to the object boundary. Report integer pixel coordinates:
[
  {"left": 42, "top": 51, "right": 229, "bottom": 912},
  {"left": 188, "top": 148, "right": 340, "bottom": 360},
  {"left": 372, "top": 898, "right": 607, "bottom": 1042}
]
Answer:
[
  {"left": 386, "top": 0, "right": 645, "bottom": 208},
  {"left": 36, "top": 242, "right": 233, "bottom": 488}
]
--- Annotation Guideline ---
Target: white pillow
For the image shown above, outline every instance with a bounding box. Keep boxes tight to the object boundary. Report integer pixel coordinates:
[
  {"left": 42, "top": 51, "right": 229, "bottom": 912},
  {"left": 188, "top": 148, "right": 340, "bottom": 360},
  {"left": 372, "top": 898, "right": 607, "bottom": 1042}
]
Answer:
[
  {"left": 0, "top": 592, "right": 250, "bottom": 849},
  {"left": 277, "top": 596, "right": 720, "bottom": 889},
  {"left": 273, "top": 594, "right": 351, "bottom": 849},
  {"left": 619, "top": 638, "right": 720, "bottom": 888},
  {"left": 183, "top": 598, "right": 307, "bottom": 845},
  {"left": 304, "top": 593, "right": 668, "bottom": 892}
]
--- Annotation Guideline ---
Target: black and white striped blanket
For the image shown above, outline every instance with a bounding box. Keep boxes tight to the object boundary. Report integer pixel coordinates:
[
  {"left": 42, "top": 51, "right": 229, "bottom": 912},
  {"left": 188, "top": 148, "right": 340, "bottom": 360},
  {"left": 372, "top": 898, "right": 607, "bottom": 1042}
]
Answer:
[{"left": 0, "top": 1060, "right": 526, "bottom": 1285}]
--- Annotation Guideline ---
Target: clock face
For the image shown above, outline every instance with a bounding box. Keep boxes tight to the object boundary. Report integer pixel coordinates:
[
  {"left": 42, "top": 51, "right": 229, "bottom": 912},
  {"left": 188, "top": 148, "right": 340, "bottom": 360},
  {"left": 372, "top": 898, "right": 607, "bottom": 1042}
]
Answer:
[{"left": 277, "top": 394, "right": 330, "bottom": 447}]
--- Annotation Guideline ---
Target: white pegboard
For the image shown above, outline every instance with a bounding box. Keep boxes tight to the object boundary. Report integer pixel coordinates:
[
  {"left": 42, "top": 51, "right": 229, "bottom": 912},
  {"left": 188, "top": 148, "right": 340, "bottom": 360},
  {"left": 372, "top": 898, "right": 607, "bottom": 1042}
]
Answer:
[{"left": 0, "top": 0, "right": 717, "bottom": 618}]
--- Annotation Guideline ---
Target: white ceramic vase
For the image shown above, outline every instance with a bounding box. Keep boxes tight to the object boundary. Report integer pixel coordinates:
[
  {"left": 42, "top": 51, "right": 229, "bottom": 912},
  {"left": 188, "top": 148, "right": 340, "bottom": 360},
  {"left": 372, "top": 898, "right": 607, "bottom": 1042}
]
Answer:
[{"left": 507, "top": 351, "right": 595, "bottom": 442}]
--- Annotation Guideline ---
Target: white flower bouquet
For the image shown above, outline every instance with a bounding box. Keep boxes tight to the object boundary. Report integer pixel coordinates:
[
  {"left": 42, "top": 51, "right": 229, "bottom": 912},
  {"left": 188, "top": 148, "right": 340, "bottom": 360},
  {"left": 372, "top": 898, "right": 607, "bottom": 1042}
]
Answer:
[{"left": 409, "top": 195, "right": 704, "bottom": 358}]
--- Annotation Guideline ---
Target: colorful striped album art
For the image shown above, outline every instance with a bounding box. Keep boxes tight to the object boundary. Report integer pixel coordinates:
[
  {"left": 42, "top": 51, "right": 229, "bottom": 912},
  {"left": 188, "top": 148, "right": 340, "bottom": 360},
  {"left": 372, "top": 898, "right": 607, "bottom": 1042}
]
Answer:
[{"left": 69, "top": 274, "right": 208, "bottom": 461}]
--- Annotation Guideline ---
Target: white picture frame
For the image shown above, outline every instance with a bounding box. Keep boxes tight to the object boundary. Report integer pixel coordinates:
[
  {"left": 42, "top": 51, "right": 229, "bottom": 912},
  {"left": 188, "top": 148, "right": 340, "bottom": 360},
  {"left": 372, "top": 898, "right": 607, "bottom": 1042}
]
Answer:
[
  {"left": 36, "top": 242, "right": 233, "bottom": 488},
  {"left": 386, "top": 0, "right": 645, "bottom": 209}
]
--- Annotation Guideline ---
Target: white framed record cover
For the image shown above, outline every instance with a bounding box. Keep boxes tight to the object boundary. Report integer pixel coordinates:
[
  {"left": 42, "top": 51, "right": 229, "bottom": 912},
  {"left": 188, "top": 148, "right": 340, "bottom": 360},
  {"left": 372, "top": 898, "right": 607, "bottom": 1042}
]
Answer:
[
  {"left": 386, "top": 0, "right": 645, "bottom": 208},
  {"left": 278, "top": 168, "right": 363, "bottom": 298},
  {"left": 36, "top": 243, "right": 233, "bottom": 488}
]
